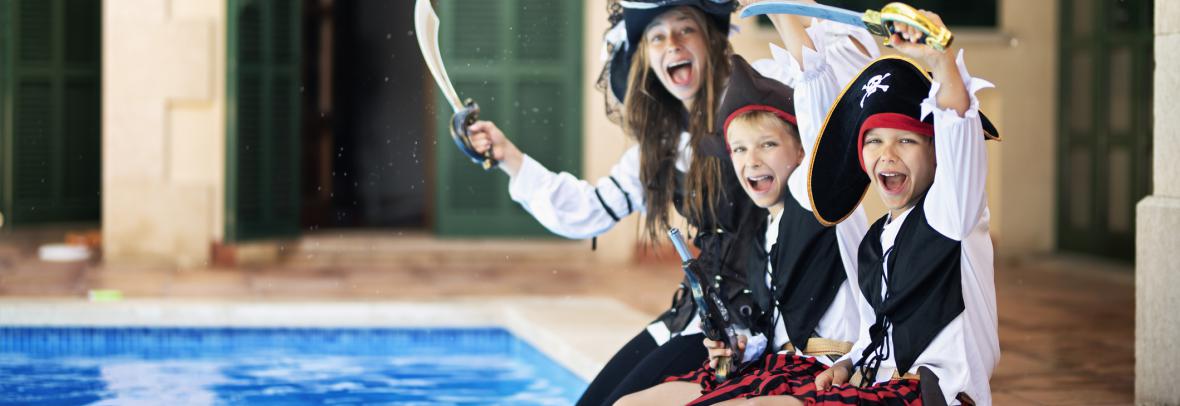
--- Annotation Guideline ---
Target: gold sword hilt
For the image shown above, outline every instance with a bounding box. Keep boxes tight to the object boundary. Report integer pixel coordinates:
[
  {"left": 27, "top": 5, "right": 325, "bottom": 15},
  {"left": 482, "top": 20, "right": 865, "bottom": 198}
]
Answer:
[{"left": 862, "top": 2, "right": 954, "bottom": 52}]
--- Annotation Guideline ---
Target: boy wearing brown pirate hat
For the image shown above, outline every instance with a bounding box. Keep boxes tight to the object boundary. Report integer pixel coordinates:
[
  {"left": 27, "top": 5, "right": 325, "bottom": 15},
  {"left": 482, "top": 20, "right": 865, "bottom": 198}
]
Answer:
[{"left": 616, "top": 12, "right": 880, "bottom": 405}]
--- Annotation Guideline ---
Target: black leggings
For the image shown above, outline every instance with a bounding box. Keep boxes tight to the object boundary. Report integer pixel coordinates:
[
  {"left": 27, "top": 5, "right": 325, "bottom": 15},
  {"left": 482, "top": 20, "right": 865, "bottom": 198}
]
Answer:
[{"left": 575, "top": 331, "right": 708, "bottom": 406}]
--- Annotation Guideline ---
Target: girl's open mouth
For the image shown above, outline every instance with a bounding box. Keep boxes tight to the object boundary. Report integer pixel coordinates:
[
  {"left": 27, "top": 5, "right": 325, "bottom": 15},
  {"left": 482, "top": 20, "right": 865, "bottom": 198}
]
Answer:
[{"left": 667, "top": 60, "right": 693, "bottom": 86}]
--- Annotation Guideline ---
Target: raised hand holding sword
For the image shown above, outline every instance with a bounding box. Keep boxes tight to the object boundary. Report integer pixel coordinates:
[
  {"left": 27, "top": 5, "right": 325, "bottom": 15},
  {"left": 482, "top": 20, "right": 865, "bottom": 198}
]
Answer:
[
  {"left": 414, "top": 0, "right": 499, "bottom": 171},
  {"left": 739, "top": 0, "right": 955, "bottom": 51}
]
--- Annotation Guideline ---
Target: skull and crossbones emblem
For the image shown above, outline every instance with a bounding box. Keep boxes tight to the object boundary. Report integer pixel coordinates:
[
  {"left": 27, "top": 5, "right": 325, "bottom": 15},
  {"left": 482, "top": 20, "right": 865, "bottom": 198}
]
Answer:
[{"left": 860, "top": 73, "right": 891, "bottom": 107}]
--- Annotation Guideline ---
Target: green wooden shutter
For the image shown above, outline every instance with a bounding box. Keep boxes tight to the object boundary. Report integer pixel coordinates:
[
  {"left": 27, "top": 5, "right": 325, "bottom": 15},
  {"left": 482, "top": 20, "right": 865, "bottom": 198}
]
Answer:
[
  {"left": 434, "top": 0, "right": 582, "bottom": 237},
  {"left": 0, "top": 0, "right": 101, "bottom": 227},
  {"left": 227, "top": 0, "right": 302, "bottom": 241},
  {"left": 1056, "top": 0, "right": 1153, "bottom": 260}
]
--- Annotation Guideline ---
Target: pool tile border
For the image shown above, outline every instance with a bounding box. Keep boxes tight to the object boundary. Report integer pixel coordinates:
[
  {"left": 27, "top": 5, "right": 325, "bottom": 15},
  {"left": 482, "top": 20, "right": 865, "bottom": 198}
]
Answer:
[{"left": 0, "top": 297, "right": 652, "bottom": 381}]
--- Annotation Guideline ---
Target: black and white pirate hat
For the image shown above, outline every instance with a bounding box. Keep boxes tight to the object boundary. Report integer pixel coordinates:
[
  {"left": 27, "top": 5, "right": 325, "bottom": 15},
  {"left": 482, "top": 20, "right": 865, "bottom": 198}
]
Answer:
[
  {"left": 600, "top": 0, "right": 736, "bottom": 104},
  {"left": 807, "top": 56, "right": 1000, "bottom": 226}
]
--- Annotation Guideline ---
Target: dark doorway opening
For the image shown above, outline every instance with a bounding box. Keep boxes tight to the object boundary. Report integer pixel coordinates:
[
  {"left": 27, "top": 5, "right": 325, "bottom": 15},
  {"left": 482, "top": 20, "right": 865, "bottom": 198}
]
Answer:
[{"left": 301, "top": 0, "right": 431, "bottom": 231}]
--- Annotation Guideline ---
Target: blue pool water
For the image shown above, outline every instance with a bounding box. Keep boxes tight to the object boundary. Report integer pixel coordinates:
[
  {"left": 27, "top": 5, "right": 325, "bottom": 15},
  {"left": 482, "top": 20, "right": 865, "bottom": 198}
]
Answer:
[{"left": 0, "top": 327, "right": 587, "bottom": 405}]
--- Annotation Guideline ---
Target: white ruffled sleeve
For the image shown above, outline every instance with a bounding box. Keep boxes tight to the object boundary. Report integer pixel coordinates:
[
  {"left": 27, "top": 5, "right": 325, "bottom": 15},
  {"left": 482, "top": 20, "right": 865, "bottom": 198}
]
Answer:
[
  {"left": 508, "top": 145, "right": 645, "bottom": 239},
  {"left": 922, "top": 50, "right": 994, "bottom": 241}
]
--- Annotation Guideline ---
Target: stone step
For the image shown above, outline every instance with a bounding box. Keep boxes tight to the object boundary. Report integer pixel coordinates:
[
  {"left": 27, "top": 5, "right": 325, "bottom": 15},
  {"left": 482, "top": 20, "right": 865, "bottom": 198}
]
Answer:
[{"left": 284, "top": 231, "right": 598, "bottom": 267}]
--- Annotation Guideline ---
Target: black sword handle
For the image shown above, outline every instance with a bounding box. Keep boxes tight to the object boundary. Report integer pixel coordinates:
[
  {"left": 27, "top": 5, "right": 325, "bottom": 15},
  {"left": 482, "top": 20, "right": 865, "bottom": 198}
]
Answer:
[{"left": 450, "top": 99, "right": 499, "bottom": 170}]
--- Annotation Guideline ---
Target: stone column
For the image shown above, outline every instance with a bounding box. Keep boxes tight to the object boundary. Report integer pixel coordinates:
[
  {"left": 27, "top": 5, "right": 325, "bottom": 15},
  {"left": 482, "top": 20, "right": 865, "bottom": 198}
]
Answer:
[
  {"left": 1135, "top": 1, "right": 1180, "bottom": 404},
  {"left": 102, "top": 1, "right": 227, "bottom": 267}
]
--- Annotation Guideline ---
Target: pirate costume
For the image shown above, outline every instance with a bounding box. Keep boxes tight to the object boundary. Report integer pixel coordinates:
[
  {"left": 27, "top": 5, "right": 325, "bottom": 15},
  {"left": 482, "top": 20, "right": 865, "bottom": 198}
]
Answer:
[
  {"left": 797, "top": 52, "right": 1001, "bottom": 406},
  {"left": 507, "top": 1, "right": 766, "bottom": 405},
  {"left": 663, "top": 21, "right": 881, "bottom": 405}
]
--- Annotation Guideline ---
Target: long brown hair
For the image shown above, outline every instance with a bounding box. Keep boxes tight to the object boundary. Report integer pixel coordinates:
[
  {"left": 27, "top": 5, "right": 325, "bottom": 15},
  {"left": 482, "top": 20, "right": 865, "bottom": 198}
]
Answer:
[{"left": 622, "top": 6, "right": 732, "bottom": 243}]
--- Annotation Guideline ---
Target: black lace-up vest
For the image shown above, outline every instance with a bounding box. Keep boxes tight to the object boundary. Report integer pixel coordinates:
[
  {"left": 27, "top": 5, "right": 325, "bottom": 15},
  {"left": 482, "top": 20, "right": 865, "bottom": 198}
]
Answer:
[
  {"left": 746, "top": 198, "right": 846, "bottom": 352},
  {"left": 857, "top": 197, "right": 964, "bottom": 377}
]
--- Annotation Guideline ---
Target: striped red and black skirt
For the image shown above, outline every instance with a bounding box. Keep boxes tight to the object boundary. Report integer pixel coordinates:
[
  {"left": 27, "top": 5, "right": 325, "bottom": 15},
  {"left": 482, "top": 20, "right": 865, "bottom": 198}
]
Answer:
[
  {"left": 666, "top": 354, "right": 924, "bottom": 406},
  {"left": 664, "top": 354, "right": 828, "bottom": 405},
  {"left": 794, "top": 379, "right": 923, "bottom": 405}
]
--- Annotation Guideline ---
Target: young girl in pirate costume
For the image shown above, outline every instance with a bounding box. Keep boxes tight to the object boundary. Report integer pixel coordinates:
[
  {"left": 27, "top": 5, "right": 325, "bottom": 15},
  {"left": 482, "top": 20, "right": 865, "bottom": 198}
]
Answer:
[
  {"left": 615, "top": 9, "right": 880, "bottom": 406},
  {"left": 468, "top": 1, "right": 768, "bottom": 404},
  {"left": 703, "top": 11, "right": 1001, "bottom": 406}
]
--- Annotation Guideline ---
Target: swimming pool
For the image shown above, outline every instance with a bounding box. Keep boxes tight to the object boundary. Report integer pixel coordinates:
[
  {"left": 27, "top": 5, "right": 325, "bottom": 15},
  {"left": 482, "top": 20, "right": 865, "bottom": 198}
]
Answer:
[{"left": 0, "top": 327, "right": 586, "bottom": 405}]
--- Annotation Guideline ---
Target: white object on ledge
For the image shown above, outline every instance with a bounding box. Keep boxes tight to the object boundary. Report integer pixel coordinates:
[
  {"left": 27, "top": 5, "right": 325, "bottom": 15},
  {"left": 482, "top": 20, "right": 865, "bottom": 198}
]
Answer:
[{"left": 39, "top": 244, "right": 90, "bottom": 262}]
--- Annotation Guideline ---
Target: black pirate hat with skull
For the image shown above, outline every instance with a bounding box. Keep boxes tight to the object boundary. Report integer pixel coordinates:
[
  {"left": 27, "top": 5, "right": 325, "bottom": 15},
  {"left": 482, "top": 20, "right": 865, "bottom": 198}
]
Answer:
[{"left": 807, "top": 56, "right": 999, "bottom": 226}]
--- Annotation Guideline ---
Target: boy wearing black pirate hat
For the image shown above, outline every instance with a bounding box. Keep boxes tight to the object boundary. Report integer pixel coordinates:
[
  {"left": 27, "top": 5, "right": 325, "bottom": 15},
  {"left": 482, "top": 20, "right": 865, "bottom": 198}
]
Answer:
[{"left": 781, "top": 11, "right": 1001, "bottom": 406}]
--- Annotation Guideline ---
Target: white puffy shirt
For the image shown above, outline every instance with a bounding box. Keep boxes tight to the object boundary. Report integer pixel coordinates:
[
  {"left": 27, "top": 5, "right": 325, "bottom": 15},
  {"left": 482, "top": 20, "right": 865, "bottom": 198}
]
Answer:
[{"left": 835, "top": 50, "right": 1001, "bottom": 406}]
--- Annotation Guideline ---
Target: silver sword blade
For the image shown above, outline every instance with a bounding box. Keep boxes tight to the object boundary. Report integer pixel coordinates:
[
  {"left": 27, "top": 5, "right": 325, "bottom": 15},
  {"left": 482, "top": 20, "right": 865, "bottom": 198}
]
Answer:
[
  {"left": 740, "top": 0, "right": 866, "bottom": 29},
  {"left": 415, "top": 0, "right": 464, "bottom": 113}
]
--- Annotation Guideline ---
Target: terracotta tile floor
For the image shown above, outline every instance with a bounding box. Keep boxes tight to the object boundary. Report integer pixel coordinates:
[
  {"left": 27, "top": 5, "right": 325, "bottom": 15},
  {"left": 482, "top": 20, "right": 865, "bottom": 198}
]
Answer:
[{"left": 0, "top": 231, "right": 1134, "bottom": 405}]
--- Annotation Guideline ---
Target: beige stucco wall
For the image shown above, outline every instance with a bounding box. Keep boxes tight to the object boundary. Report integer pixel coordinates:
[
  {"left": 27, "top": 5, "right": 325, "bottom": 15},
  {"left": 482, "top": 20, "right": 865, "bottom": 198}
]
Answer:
[
  {"left": 580, "top": 2, "right": 642, "bottom": 263},
  {"left": 102, "top": 0, "right": 226, "bottom": 267},
  {"left": 580, "top": 0, "right": 1060, "bottom": 262},
  {"left": 980, "top": 0, "right": 1059, "bottom": 258}
]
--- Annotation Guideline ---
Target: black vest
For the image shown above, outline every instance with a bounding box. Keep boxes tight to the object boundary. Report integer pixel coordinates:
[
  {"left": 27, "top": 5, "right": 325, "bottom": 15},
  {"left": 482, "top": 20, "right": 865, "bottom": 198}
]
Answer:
[
  {"left": 857, "top": 198, "right": 964, "bottom": 376},
  {"left": 746, "top": 199, "right": 847, "bottom": 352},
  {"left": 655, "top": 159, "right": 762, "bottom": 334}
]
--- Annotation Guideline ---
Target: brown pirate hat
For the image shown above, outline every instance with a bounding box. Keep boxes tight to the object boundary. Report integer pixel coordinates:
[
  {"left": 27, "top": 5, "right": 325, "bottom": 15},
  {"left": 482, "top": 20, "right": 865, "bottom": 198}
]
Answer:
[{"left": 698, "top": 54, "right": 797, "bottom": 157}]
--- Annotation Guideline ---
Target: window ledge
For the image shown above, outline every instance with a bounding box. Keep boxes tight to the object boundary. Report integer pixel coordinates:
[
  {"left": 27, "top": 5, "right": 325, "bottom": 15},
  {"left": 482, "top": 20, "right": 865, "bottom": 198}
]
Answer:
[
  {"left": 952, "top": 28, "right": 1018, "bottom": 47},
  {"left": 739, "top": 24, "right": 1018, "bottom": 49}
]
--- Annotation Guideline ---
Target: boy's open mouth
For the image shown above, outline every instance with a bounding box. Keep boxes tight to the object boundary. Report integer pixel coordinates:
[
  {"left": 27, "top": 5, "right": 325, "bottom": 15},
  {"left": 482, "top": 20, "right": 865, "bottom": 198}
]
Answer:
[
  {"left": 878, "top": 172, "right": 907, "bottom": 194},
  {"left": 747, "top": 175, "right": 774, "bottom": 194},
  {"left": 667, "top": 60, "right": 694, "bottom": 86}
]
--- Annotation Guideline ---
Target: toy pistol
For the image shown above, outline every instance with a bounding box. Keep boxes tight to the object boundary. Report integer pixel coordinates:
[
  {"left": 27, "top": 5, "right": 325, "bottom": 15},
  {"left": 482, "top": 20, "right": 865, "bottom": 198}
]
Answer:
[{"left": 669, "top": 228, "right": 745, "bottom": 382}]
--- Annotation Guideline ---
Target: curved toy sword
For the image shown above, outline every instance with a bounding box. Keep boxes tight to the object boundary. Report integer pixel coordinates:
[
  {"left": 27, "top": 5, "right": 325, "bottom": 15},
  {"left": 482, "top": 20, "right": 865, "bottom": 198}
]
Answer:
[
  {"left": 740, "top": 1, "right": 954, "bottom": 52},
  {"left": 414, "top": 0, "right": 498, "bottom": 170}
]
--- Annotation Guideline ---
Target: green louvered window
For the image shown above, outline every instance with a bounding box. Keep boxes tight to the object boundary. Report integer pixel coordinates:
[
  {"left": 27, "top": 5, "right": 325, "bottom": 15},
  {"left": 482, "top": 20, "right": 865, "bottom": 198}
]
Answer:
[
  {"left": 434, "top": 0, "right": 583, "bottom": 237},
  {"left": 226, "top": 0, "right": 302, "bottom": 241},
  {"left": 0, "top": 0, "right": 101, "bottom": 227},
  {"left": 1056, "top": 0, "right": 1153, "bottom": 260}
]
